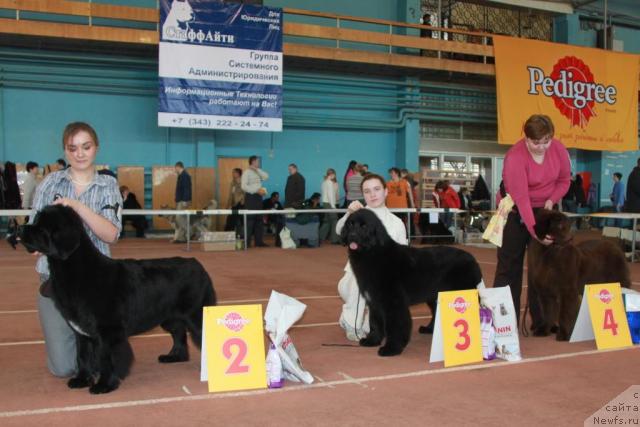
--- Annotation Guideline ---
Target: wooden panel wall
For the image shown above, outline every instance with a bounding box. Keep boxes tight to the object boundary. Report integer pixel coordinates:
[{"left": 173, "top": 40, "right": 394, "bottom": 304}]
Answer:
[
  {"left": 151, "top": 166, "right": 216, "bottom": 230},
  {"left": 117, "top": 166, "right": 144, "bottom": 205}
]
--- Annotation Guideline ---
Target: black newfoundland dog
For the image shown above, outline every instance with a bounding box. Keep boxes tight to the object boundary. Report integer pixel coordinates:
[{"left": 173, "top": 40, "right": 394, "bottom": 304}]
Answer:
[
  {"left": 528, "top": 209, "right": 630, "bottom": 341},
  {"left": 15, "top": 205, "right": 216, "bottom": 394},
  {"left": 341, "top": 209, "right": 483, "bottom": 356}
]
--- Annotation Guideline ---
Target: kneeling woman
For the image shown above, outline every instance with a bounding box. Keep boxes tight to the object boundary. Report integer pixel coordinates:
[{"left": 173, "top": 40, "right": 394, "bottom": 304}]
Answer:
[
  {"left": 31, "top": 122, "right": 122, "bottom": 377},
  {"left": 335, "top": 173, "right": 407, "bottom": 340}
]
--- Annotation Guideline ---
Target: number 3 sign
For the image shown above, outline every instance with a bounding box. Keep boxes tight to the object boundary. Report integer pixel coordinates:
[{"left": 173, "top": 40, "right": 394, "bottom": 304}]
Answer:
[
  {"left": 429, "top": 289, "right": 483, "bottom": 367},
  {"left": 200, "top": 305, "right": 267, "bottom": 393}
]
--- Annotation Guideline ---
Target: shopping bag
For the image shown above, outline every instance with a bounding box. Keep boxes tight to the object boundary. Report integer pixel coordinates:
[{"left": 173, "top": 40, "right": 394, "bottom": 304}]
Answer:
[{"left": 482, "top": 194, "right": 514, "bottom": 247}]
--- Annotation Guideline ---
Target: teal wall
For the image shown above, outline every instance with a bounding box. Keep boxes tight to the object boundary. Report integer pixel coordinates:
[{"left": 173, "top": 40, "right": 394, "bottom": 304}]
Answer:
[{"left": 0, "top": 46, "right": 414, "bottom": 205}]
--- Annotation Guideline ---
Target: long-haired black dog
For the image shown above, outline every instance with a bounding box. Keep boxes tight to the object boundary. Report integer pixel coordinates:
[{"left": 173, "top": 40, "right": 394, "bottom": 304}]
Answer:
[
  {"left": 341, "top": 209, "right": 483, "bottom": 356},
  {"left": 14, "top": 204, "right": 216, "bottom": 394}
]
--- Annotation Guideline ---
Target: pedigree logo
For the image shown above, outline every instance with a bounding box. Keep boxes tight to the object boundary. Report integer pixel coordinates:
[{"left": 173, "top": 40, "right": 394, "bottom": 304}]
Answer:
[
  {"left": 217, "top": 312, "right": 250, "bottom": 332},
  {"left": 449, "top": 297, "right": 471, "bottom": 314},
  {"left": 527, "top": 56, "right": 617, "bottom": 128},
  {"left": 598, "top": 289, "right": 613, "bottom": 304}
]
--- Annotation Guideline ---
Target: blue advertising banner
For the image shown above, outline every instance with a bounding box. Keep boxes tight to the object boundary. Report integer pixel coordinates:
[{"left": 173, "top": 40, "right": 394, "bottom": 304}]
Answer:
[{"left": 158, "top": 0, "right": 283, "bottom": 131}]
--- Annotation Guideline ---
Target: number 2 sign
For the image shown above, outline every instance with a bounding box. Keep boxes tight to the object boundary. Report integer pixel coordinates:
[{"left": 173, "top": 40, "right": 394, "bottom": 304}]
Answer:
[
  {"left": 586, "top": 284, "right": 632, "bottom": 350},
  {"left": 201, "top": 305, "right": 267, "bottom": 393}
]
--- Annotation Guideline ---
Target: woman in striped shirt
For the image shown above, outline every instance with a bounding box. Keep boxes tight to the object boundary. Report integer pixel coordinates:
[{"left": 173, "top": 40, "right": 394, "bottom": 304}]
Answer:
[{"left": 31, "top": 122, "right": 122, "bottom": 377}]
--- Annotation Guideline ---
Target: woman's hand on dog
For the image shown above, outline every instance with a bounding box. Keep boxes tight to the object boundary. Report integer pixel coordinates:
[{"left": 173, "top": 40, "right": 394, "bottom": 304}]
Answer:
[
  {"left": 535, "top": 235, "right": 554, "bottom": 246},
  {"left": 347, "top": 200, "right": 364, "bottom": 214},
  {"left": 53, "top": 197, "right": 79, "bottom": 211},
  {"left": 535, "top": 201, "right": 555, "bottom": 245}
]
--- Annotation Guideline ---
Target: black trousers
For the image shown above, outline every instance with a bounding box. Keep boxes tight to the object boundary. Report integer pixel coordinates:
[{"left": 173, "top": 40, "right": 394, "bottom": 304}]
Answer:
[
  {"left": 493, "top": 210, "right": 543, "bottom": 327},
  {"left": 224, "top": 203, "right": 244, "bottom": 236},
  {"left": 244, "top": 193, "right": 265, "bottom": 246}
]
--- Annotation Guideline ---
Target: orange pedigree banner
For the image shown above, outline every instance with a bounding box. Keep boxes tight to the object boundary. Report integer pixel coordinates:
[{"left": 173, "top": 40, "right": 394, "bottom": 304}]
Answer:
[{"left": 494, "top": 35, "right": 639, "bottom": 151}]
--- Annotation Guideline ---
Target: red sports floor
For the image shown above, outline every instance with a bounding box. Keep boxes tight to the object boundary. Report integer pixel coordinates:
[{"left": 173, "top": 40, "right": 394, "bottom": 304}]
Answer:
[{"left": 0, "top": 232, "right": 638, "bottom": 426}]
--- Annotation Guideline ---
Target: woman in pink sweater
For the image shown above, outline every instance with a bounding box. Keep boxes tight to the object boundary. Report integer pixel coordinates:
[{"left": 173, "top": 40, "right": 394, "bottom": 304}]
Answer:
[{"left": 494, "top": 114, "right": 571, "bottom": 329}]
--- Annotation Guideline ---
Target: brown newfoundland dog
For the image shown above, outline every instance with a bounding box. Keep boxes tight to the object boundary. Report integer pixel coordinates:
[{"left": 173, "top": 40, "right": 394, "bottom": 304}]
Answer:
[{"left": 528, "top": 209, "right": 630, "bottom": 341}]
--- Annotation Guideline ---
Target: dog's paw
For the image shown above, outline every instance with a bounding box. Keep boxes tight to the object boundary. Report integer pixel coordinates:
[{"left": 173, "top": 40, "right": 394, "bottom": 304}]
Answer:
[
  {"left": 531, "top": 326, "right": 551, "bottom": 337},
  {"left": 359, "top": 336, "right": 382, "bottom": 347},
  {"left": 67, "top": 376, "right": 91, "bottom": 389},
  {"left": 377, "top": 344, "right": 403, "bottom": 357},
  {"left": 158, "top": 353, "right": 189, "bottom": 363},
  {"left": 89, "top": 379, "right": 119, "bottom": 394},
  {"left": 418, "top": 325, "right": 434, "bottom": 334},
  {"left": 555, "top": 330, "right": 571, "bottom": 341}
]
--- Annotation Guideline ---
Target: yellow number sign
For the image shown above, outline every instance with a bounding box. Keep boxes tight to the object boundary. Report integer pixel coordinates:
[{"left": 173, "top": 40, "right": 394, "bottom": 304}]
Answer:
[
  {"left": 203, "top": 305, "right": 267, "bottom": 393},
  {"left": 440, "top": 289, "right": 483, "bottom": 367},
  {"left": 586, "top": 284, "right": 632, "bottom": 350}
]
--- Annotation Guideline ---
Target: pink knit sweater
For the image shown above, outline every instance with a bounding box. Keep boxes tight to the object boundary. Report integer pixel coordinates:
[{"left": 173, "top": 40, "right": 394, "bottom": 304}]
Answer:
[{"left": 503, "top": 138, "right": 571, "bottom": 237}]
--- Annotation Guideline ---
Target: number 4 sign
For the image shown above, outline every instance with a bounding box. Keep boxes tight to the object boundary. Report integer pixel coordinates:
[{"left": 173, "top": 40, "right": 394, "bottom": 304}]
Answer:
[
  {"left": 570, "top": 283, "right": 632, "bottom": 350},
  {"left": 200, "top": 305, "right": 267, "bottom": 393},
  {"left": 429, "top": 289, "right": 483, "bottom": 367}
]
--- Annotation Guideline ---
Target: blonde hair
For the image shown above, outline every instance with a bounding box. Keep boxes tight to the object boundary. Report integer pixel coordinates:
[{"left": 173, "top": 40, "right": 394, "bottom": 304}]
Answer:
[{"left": 325, "top": 168, "right": 337, "bottom": 182}]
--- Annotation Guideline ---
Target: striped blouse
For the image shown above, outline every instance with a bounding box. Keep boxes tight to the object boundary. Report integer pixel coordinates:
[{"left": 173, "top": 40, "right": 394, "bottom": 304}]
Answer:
[{"left": 30, "top": 169, "right": 123, "bottom": 276}]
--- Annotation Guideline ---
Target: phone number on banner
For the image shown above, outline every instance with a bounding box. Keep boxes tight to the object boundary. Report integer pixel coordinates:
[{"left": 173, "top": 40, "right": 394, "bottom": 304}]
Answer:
[{"left": 158, "top": 113, "right": 282, "bottom": 132}]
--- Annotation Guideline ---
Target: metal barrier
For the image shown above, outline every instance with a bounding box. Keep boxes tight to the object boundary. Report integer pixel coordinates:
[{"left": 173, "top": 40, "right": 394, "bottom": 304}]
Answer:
[{"left": 0, "top": 207, "right": 465, "bottom": 252}]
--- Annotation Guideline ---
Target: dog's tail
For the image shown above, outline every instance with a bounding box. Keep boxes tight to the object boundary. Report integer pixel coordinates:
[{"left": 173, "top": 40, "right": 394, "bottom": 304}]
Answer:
[{"left": 187, "top": 267, "right": 217, "bottom": 350}]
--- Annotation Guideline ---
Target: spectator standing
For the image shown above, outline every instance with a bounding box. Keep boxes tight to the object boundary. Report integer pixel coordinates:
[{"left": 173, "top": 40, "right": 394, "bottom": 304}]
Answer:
[
  {"left": 610, "top": 172, "right": 625, "bottom": 213},
  {"left": 319, "top": 168, "right": 340, "bottom": 244},
  {"left": 241, "top": 155, "right": 269, "bottom": 247},
  {"left": 284, "top": 163, "right": 305, "bottom": 208},
  {"left": 386, "top": 167, "right": 414, "bottom": 233},
  {"left": 626, "top": 158, "right": 640, "bottom": 213},
  {"left": 22, "top": 161, "right": 39, "bottom": 209},
  {"left": 345, "top": 164, "right": 364, "bottom": 205},
  {"left": 224, "top": 168, "right": 245, "bottom": 235},
  {"left": 342, "top": 160, "right": 357, "bottom": 207},
  {"left": 173, "top": 161, "right": 192, "bottom": 243}
]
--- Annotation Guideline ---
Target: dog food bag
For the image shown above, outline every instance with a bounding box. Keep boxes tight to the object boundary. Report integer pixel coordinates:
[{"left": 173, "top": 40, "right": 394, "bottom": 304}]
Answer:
[
  {"left": 264, "top": 291, "right": 314, "bottom": 384},
  {"left": 482, "top": 194, "right": 514, "bottom": 247},
  {"left": 480, "top": 307, "right": 496, "bottom": 360},
  {"left": 279, "top": 227, "right": 296, "bottom": 250},
  {"left": 479, "top": 287, "right": 522, "bottom": 362},
  {"left": 624, "top": 294, "right": 640, "bottom": 345}
]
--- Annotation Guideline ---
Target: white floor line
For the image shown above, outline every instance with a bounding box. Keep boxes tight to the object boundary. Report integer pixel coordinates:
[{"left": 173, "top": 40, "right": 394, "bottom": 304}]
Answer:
[
  {"left": 0, "top": 346, "right": 635, "bottom": 419},
  {"left": 0, "top": 295, "right": 342, "bottom": 316},
  {"left": 337, "top": 372, "right": 368, "bottom": 388},
  {"left": 0, "top": 316, "right": 434, "bottom": 347}
]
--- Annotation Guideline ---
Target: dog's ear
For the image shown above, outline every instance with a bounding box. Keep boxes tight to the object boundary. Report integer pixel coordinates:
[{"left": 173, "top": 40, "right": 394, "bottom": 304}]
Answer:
[
  {"left": 533, "top": 212, "right": 551, "bottom": 240},
  {"left": 49, "top": 228, "right": 81, "bottom": 260},
  {"left": 370, "top": 214, "right": 390, "bottom": 246}
]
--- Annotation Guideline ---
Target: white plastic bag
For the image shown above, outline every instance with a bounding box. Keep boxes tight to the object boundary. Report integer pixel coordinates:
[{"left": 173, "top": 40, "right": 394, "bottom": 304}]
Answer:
[
  {"left": 279, "top": 227, "right": 296, "bottom": 249},
  {"left": 479, "top": 286, "right": 522, "bottom": 362},
  {"left": 264, "top": 291, "right": 314, "bottom": 384}
]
